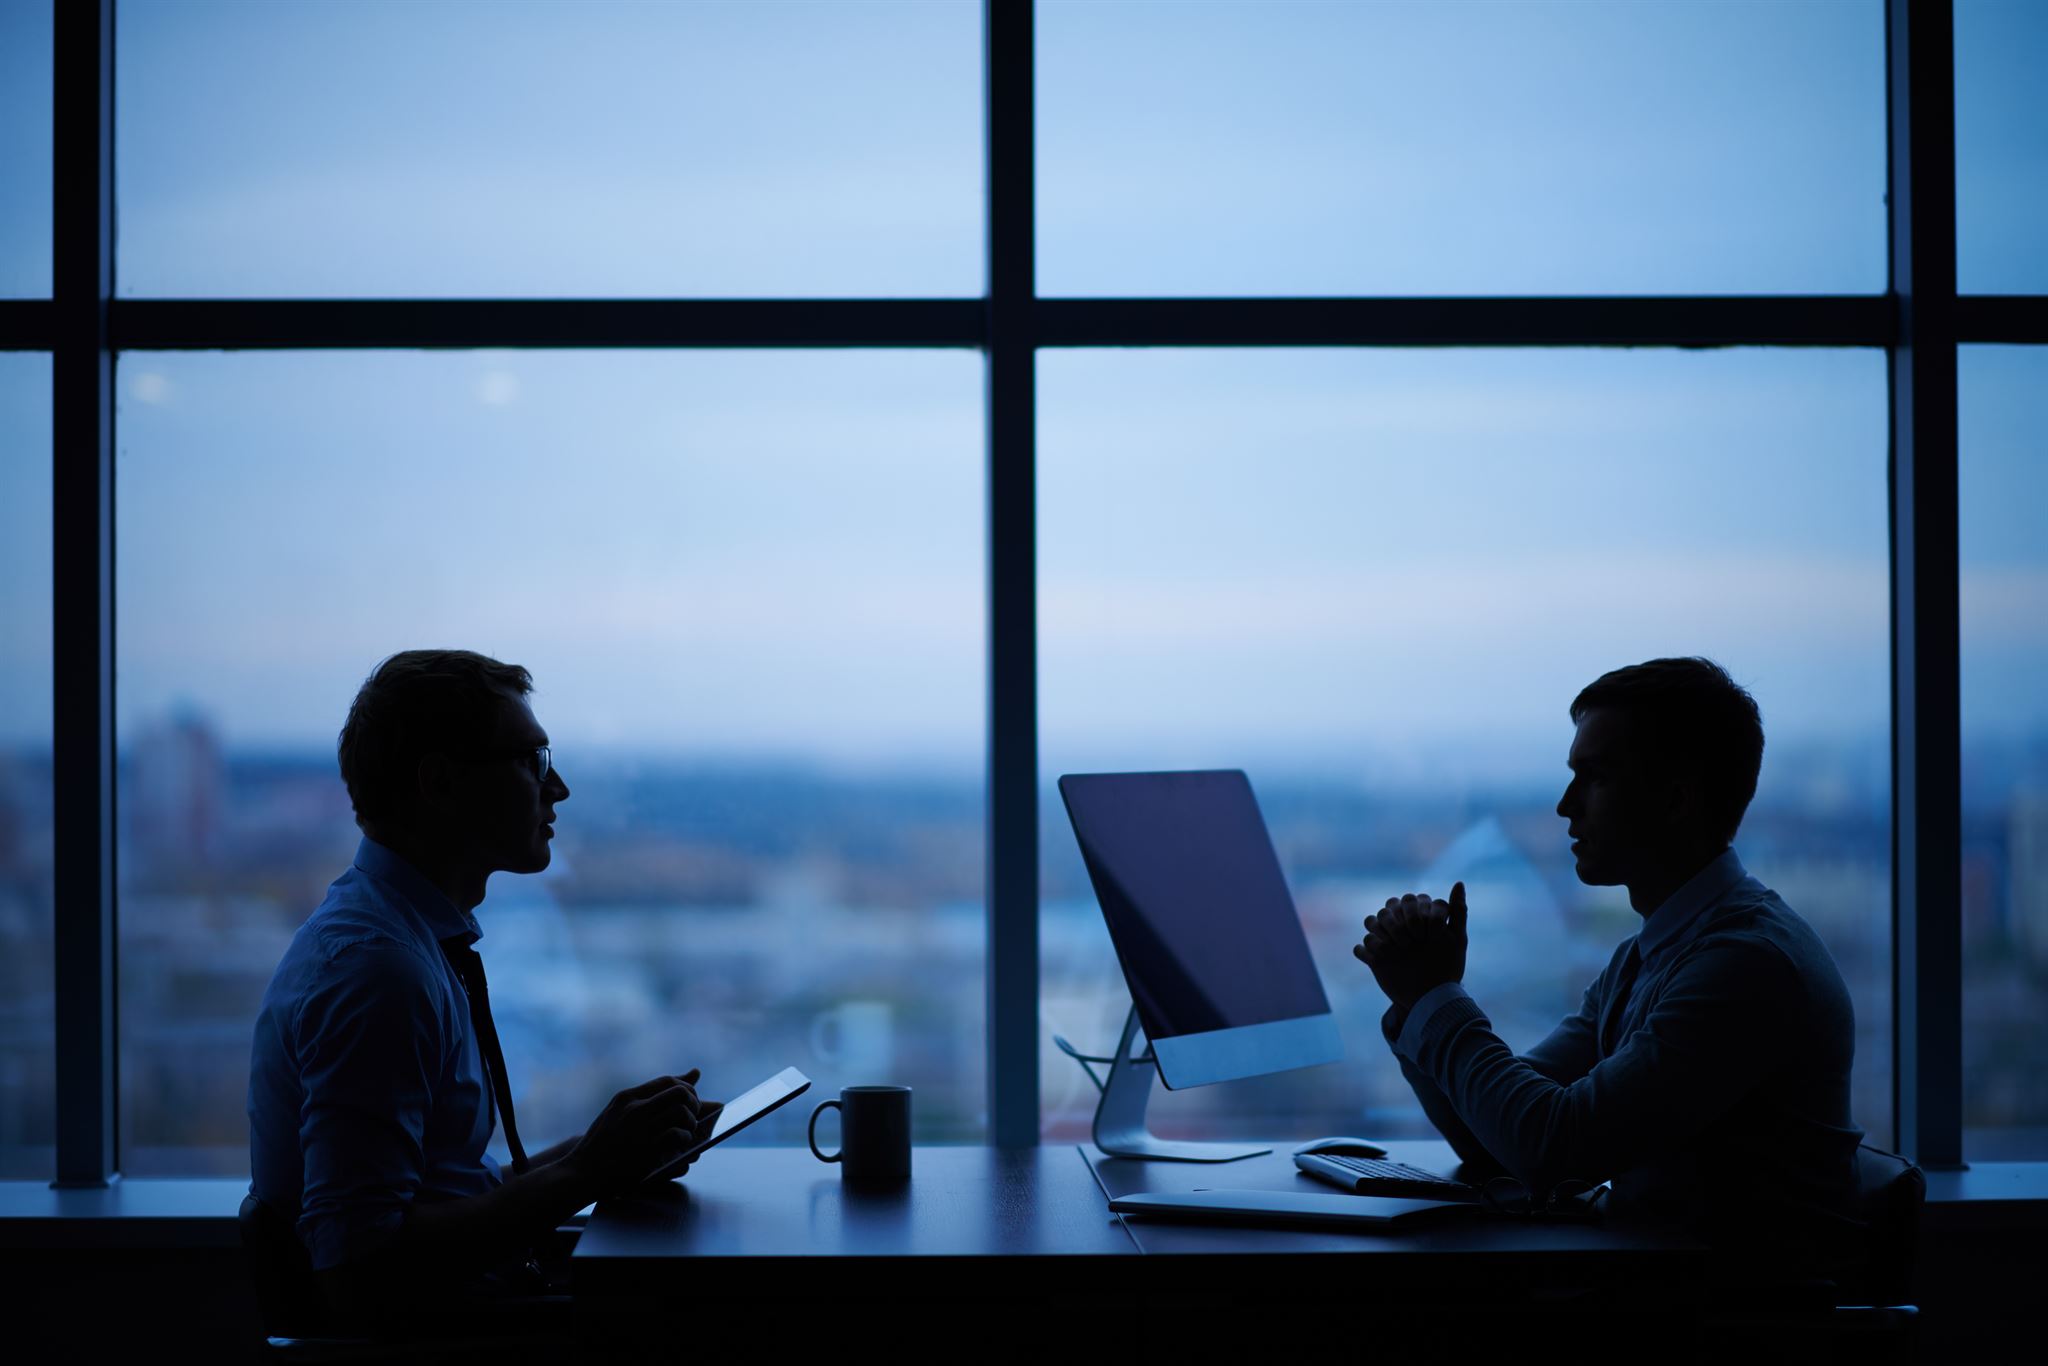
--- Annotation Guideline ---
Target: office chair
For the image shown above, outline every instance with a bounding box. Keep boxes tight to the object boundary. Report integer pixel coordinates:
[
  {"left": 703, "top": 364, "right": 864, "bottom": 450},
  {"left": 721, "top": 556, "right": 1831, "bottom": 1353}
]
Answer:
[
  {"left": 238, "top": 1192, "right": 407, "bottom": 1361},
  {"left": 1702, "top": 1143, "right": 1924, "bottom": 1363},
  {"left": 238, "top": 1195, "right": 581, "bottom": 1364},
  {"left": 1827, "top": 1143, "right": 1924, "bottom": 1363}
]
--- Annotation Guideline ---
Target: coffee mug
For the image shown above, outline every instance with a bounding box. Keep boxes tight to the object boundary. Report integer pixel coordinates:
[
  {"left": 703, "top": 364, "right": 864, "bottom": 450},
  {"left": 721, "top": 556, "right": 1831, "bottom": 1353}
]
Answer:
[
  {"left": 809, "top": 1000, "right": 895, "bottom": 1084},
  {"left": 808, "top": 1085, "right": 911, "bottom": 1186}
]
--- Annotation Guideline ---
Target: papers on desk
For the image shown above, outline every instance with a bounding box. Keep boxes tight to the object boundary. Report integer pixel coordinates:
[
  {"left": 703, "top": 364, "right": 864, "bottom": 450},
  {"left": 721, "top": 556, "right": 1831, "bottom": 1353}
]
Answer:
[{"left": 1109, "top": 1188, "right": 1479, "bottom": 1229}]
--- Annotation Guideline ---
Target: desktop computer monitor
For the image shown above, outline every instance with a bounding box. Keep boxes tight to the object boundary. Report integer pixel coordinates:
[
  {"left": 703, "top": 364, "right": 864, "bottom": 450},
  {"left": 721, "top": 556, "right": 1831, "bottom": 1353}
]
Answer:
[{"left": 1058, "top": 769, "right": 1344, "bottom": 1090}]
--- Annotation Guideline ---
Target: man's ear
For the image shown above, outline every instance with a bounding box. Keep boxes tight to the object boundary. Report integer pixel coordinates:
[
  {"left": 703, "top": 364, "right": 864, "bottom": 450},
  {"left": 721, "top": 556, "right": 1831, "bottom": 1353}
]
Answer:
[
  {"left": 1662, "top": 772, "right": 1706, "bottom": 837},
  {"left": 415, "top": 752, "right": 457, "bottom": 812}
]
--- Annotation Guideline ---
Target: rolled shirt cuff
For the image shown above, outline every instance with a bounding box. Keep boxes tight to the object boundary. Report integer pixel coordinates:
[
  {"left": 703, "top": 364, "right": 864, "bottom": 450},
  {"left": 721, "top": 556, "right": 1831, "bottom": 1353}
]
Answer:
[{"left": 1393, "top": 981, "right": 1473, "bottom": 1063}]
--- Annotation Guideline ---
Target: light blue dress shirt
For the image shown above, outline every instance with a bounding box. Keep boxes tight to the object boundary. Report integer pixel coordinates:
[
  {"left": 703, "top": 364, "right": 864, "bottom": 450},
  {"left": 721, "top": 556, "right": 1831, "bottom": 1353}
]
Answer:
[
  {"left": 249, "top": 838, "right": 503, "bottom": 1271},
  {"left": 1384, "top": 848, "right": 1865, "bottom": 1265}
]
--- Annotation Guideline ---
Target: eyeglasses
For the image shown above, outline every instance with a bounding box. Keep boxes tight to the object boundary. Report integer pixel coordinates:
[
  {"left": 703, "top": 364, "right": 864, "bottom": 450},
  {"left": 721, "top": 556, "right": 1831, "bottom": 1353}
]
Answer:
[{"left": 458, "top": 744, "right": 552, "bottom": 784}]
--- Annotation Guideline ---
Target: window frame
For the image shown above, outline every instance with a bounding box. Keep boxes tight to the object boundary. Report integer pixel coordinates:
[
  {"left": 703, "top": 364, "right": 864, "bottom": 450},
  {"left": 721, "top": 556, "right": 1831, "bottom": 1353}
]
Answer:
[{"left": 7, "top": 0, "right": 2042, "bottom": 1183}]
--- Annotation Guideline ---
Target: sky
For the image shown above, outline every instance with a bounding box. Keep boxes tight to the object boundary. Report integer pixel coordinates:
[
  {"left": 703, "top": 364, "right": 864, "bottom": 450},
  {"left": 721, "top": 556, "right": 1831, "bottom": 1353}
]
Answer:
[{"left": 1, "top": 0, "right": 2044, "bottom": 779}]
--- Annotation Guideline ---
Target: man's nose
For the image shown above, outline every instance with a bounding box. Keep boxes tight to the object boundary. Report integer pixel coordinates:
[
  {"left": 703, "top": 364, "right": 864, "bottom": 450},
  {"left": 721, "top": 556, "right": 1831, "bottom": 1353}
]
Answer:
[{"left": 1556, "top": 781, "right": 1577, "bottom": 819}]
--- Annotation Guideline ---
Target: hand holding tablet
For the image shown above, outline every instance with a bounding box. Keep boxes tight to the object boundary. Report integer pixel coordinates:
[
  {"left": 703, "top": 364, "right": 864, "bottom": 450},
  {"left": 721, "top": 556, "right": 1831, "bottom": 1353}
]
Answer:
[
  {"left": 565, "top": 1069, "right": 723, "bottom": 1197},
  {"left": 642, "top": 1067, "right": 812, "bottom": 1184}
]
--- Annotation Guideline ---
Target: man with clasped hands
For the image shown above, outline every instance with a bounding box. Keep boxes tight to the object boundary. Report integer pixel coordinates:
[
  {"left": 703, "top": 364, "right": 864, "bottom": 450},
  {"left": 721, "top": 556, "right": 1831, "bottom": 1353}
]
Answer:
[
  {"left": 249, "top": 649, "right": 719, "bottom": 1334},
  {"left": 1354, "top": 657, "right": 1863, "bottom": 1268}
]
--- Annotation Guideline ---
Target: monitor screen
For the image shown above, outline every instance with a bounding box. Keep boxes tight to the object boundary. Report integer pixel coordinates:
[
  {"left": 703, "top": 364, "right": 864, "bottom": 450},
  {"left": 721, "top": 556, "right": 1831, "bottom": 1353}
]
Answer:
[{"left": 1059, "top": 770, "right": 1332, "bottom": 1044}]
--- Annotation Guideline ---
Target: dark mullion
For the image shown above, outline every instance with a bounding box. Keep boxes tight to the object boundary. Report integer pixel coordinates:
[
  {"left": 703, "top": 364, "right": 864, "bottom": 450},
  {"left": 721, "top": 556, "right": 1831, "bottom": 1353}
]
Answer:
[
  {"left": 0, "top": 300, "right": 57, "bottom": 350},
  {"left": 50, "top": 0, "right": 116, "bottom": 1189},
  {"left": 112, "top": 298, "right": 987, "bottom": 351},
  {"left": 1956, "top": 295, "right": 2048, "bottom": 344},
  {"left": 1888, "top": 0, "right": 1963, "bottom": 1170},
  {"left": 101, "top": 295, "right": 1907, "bottom": 353},
  {"left": 1035, "top": 296, "right": 1893, "bottom": 348},
  {"left": 985, "top": 0, "right": 1037, "bottom": 1149}
]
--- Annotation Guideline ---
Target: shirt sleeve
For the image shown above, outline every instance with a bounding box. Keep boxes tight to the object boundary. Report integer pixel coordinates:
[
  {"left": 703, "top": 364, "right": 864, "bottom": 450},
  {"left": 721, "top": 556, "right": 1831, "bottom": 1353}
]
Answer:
[
  {"left": 1384, "top": 967, "right": 1610, "bottom": 1175},
  {"left": 1402, "top": 937, "right": 1800, "bottom": 1194},
  {"left": 1393, "top": 982, "right": 1472, "bottom": 1060},
  {"left": 1518, "top": 976, "right": 1605, "bottom": 1087},
  {"left": 1381, "top": 998, "right": 1505, "bottom": 1176},
  {"left": 292, "top": 941, "right": 446, "bottom": 1271}
]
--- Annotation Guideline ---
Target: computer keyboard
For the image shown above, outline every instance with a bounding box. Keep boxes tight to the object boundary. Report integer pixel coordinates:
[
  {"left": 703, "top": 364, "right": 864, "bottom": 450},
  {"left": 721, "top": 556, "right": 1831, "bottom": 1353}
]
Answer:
[{"left": 1294, "top": 1152, "right": 1483, "bottom": 1202}]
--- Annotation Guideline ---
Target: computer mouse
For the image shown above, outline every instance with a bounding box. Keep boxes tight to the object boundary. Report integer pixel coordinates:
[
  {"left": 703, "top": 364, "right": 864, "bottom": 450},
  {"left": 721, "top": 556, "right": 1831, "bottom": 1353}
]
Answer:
[{"left": 1292, "top": 1136, "right": 1389, "bottom": 1158}]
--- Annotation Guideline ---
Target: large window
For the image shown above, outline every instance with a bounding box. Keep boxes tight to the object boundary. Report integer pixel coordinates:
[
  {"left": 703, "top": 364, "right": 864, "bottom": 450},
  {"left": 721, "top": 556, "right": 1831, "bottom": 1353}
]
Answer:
[
  {"left": 1039, "top": 348, "right": 1893, "bottom": 1144},
  {"left": 7, "top": 0, "right": 2043, "bottom": 1183},
  {"left": 1953, "top": 0, "right": 2048, "bottom": 1159},
  {"left": 116, "top": 0, "right": 982, "bottom": 298},
  {"left": 1955, "top": 0, "right": 2048, "bottom": 293},
  {"left": 1960, "top": 345, "right": 2048, "bottom": 1160},
  {"left": 113, "top": 350, "right": 985, "bottom": 1168},
  {"left": 1037, "top": 0, "right": 1885, "bottom": 296},
  {"left": 0, "top": 0, "right": 52, "bottom": 298},
  {"left": 0, "top": 355, "right": 53, "bottom": 1177}
]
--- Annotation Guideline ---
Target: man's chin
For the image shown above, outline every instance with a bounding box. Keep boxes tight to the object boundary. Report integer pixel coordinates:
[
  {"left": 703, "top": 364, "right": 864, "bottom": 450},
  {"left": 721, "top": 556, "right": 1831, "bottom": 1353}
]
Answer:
[
  {"left": 503, "top": 845, "right": 552, "bottom": 876},
  {"left": 1572, "top": 855, "right": 1622, "bottom": 887}
]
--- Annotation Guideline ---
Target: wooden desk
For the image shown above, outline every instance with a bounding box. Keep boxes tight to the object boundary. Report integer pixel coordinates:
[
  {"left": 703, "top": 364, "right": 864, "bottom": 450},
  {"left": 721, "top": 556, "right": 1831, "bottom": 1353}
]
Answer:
[
  {"left": 575, "top": 1141, "right": 1704, "bottom": 1313},
  {"left": 573, "top": 1145, "right": 1137, "bottom": 1309}
]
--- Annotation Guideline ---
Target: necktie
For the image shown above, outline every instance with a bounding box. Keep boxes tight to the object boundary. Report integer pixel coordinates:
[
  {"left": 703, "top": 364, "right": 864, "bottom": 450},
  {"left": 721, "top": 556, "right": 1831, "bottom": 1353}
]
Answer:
[
  {"left": 441, "top": 940, "right": 530, "bottom": 1175},
  {"left": 1599, "top": 942, "right": 1643, "bottom": 1056}
]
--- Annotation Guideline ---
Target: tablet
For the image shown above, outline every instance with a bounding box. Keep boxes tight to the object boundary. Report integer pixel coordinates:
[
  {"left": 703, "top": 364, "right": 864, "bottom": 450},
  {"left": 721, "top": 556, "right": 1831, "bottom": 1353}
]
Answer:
[{"left": 646, "top": 1066, "right": 811, "bottom": 1182}]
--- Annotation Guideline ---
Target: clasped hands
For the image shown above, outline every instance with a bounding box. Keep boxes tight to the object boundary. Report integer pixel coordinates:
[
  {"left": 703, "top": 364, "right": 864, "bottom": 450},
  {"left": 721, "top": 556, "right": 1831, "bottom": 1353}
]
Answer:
[{"left": 1353, "top": 881, "right": 1469, "bottom": 1015}]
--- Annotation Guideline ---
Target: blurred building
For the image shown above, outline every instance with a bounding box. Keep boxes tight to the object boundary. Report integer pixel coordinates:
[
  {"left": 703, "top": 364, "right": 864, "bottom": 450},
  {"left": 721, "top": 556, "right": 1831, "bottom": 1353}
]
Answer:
[{"left": 127, "top": 711, "right": 226, "bottom": 875}]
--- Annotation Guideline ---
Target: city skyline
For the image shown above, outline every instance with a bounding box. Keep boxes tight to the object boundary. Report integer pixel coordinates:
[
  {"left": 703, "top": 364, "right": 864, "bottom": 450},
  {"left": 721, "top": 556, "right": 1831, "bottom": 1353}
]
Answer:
[{"left": 92, "top": 711, "right": 1906, "bottom": 1161}]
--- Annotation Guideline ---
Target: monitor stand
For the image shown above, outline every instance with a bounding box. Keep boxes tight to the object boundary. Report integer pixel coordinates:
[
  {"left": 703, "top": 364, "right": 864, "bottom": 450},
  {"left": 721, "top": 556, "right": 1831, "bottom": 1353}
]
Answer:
[{"left": 1071, "top": 1007, "right": 1271, "bottom": 1163}]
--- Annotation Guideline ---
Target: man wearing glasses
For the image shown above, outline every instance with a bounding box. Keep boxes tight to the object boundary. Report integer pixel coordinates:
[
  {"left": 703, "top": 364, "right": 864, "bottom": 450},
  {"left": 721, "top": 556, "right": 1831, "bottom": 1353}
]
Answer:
[
  {"left": 248, "top": 649, "right": 716, "bottom": 1336},
  {"left": 1354, "top": 657, "right": 1863, "bottom": 1274}
]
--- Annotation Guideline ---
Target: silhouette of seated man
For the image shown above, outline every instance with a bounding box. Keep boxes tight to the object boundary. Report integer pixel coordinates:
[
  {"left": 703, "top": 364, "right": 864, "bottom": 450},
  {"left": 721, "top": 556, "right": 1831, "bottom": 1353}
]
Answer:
[
  {"left": 249, "top": 649, "right": 717, "bottom": 1336},
  {"left": 1355, "top": 657, "right": 1863, "bottom": 1272}
]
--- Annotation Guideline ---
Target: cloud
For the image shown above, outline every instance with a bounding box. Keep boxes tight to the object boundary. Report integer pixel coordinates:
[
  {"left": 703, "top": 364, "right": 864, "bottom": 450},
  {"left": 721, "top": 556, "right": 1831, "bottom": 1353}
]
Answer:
[
  {"left": 1041, "top": 551, "right": 1886, "bottom": 648},
  {"left": 475, "top": 371, "right": 519, "bottom": 406},
  {"left": 129, "top": 371, "right": 174, "bottom": 405}
]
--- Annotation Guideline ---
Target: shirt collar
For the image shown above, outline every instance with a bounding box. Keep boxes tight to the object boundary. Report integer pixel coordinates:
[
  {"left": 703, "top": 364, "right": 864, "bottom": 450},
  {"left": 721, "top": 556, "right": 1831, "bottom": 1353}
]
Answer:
[
  {"left": 1637, "top": 846, "right": 1747, "bottom": 964},
  {"left": 352, "top": 836, "right": 482, "bottom": 946}
]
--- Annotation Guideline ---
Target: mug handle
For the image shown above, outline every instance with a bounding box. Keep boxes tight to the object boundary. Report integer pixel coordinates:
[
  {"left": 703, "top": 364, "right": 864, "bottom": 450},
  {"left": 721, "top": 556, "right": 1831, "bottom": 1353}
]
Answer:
[
  {"left": 809, "top": 1011, "right": 840, "bottom": 1065},
  {"left": 808, "top": 1099, "right": 843, "bottom": 1163}
]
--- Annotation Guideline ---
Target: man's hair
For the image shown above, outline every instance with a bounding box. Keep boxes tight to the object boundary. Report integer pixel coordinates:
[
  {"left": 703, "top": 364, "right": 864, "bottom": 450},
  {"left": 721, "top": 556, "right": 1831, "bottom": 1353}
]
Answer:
[
  {"left": 1569, "top": 656, "right": 1765, "bottom": 846},
  {"left": 337, "top": 649, "right": 533, "bottom": 831}
]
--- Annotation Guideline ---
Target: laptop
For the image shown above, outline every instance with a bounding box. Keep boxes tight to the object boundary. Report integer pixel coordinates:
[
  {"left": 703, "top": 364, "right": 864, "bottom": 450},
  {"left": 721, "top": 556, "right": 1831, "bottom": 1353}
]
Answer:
[{"left": 1109, "top": 1188, "right": 1478, "bottom": 1229}]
